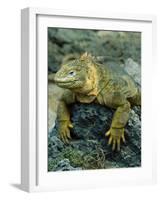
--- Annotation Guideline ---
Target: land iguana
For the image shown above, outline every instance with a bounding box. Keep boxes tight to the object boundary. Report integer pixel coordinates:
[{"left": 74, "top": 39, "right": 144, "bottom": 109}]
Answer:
[{"left": 50, "top": 52, "right": 141, "bottom": 151}]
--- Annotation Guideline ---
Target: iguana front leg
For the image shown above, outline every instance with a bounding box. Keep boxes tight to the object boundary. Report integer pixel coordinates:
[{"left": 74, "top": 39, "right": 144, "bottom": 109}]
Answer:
[
  {"left": 57, "top": 90, "right": 75, "bottom": 143},
  {"left": 57, "top": 101, "right": 73, "bottom": 143},
  {"left": 105, "top": 101, "right": 131, "bottom": 151}
]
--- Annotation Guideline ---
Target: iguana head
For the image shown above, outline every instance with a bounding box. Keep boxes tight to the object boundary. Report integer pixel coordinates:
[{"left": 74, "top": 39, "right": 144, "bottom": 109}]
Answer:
[{"left": 54, "top": 52, "right": 98, "bottom": 93}]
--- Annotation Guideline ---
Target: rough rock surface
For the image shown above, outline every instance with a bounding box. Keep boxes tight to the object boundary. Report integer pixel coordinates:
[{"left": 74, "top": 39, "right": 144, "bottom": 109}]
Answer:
[
  {"left": 48, "top": 104, "right": 141, "bottom": 171},
  {"left": 48, "top": 29, "right": 141, "bottom": 73},
  {"left": 123, "top": 58, "right": 141, "bottom": 86},
  {"left": 48, "top": 28, "right": 141, "bottom": 171}
]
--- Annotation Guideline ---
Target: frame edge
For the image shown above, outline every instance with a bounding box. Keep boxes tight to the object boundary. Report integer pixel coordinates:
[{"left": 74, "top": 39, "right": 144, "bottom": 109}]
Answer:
[
  {"left": 21, "top": 7, "right": 37, "bottom": 192},
  {"left": 21, "top": 8, "right": 30, "bottom": 192}
]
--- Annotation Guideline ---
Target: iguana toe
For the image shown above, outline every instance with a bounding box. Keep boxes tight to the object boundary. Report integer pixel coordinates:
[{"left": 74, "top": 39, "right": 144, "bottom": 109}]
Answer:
[
  {"left": 59, "top": 121, "right": 73, "bottom": 144},
  {"left": 105, "top": 127, "right": 125, "bottom": 151}
]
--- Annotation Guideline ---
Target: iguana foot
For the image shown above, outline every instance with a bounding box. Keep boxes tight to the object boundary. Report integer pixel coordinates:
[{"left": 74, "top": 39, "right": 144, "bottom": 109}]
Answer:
[
  {"left": 105, "top": 127, "right": 126, "bottom": 151},
  {"left": 59, "top": 120, "right": 73, "bottom": 143}
]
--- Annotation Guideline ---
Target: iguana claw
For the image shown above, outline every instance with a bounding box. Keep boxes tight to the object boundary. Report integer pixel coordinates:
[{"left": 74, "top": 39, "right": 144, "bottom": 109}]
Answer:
[
  {"left": 59, "top": 121, "right": 73, "bottom": 143},
  {"left": 105, "top": 127, "right": 125, "bottom": 151}
]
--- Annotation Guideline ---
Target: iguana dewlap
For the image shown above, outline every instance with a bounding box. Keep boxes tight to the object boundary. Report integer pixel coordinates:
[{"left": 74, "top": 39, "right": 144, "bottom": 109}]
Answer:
[{"left": 52, "top": 52, "right": 141, "bottom": 151}]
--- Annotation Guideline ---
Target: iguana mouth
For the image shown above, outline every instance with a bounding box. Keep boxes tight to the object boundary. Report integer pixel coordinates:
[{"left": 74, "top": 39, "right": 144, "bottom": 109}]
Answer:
[
  {"left": 55, "top": 80, "right": 78, "bottom": 84},
  {"left": 55, "top": 80, "right": 80, "bottom": 88},
  {"left": 54, "top": 76, "right": 78, "bottom": 83}
]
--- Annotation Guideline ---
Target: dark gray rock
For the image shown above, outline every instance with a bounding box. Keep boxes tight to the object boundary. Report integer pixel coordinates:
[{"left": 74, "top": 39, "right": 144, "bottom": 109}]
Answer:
[
  {"left": 53, "top": 159, "right": 82, "bottom": 171},
  {"left": 48, "top": 135, "right": 64, "bottom": 159},
  {"left": 48, "top": 103, "right": 141, "bottom": 171},
  {"left": 70, "top": 103, "right": 114, "bottom": 140}
]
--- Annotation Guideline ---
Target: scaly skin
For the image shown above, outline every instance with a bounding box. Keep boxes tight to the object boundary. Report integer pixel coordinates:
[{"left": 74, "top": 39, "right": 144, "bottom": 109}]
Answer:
[{"left": 52, "top": 52, "right": 141, "bottom": 151}]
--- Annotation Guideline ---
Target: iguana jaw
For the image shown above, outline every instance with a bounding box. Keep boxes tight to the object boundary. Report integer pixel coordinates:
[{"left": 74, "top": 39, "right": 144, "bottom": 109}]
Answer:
[
  {"left": 54, "top": 78, "right": 79, "bottom": 88},
  {"left": 54, "top": 74, "right": 85, "bottom": 89}
]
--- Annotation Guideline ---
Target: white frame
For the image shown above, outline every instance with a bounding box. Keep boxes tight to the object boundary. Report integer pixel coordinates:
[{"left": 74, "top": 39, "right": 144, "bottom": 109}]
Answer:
[{"left": 21, "top": 7, "right": 157, "bottom": 192}]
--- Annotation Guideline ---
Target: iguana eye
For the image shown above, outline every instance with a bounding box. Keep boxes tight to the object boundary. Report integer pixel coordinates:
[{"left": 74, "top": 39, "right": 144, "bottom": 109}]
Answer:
[{"left": 68, "top": 71, "right": 76, "bottom": 76}]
